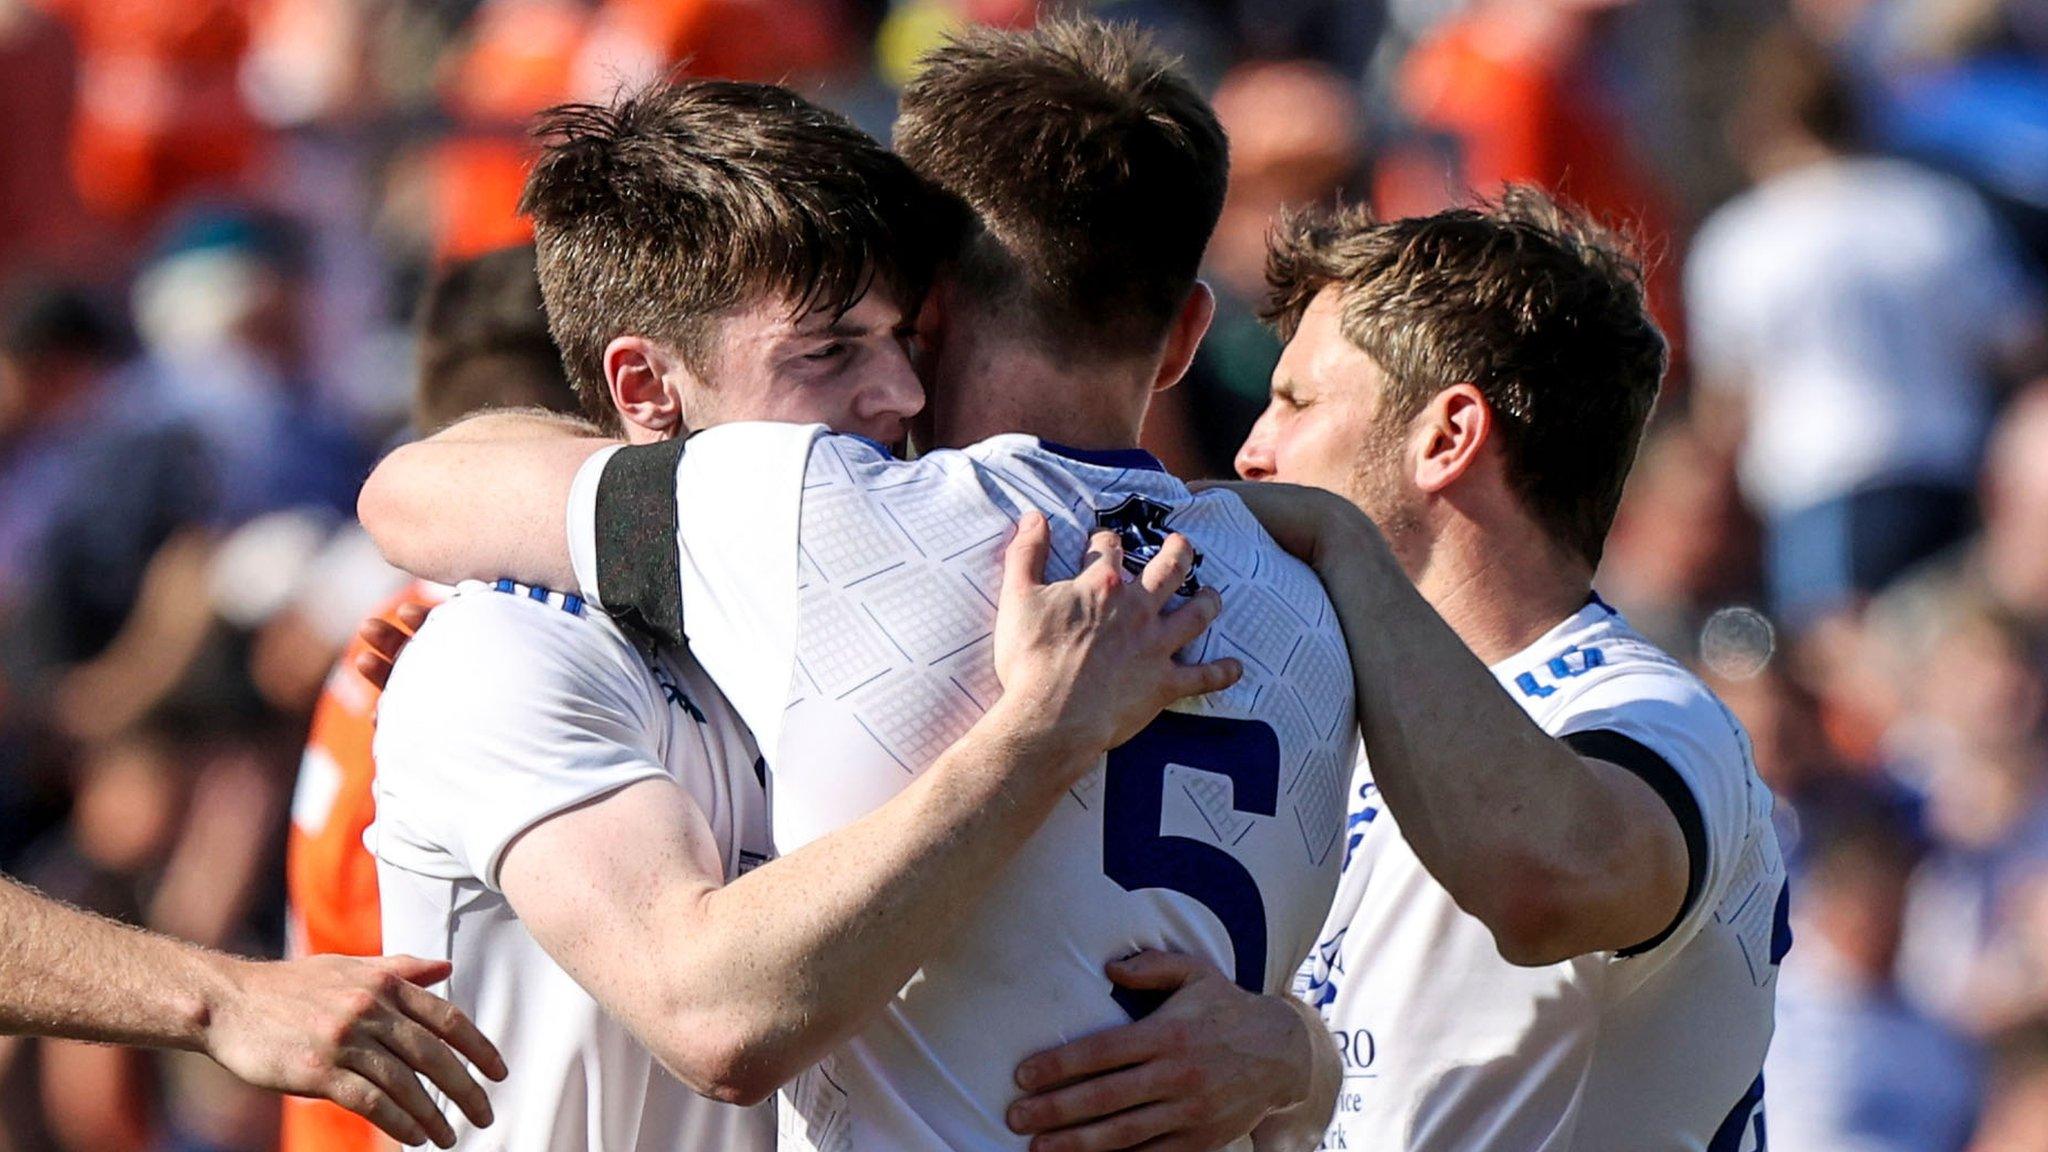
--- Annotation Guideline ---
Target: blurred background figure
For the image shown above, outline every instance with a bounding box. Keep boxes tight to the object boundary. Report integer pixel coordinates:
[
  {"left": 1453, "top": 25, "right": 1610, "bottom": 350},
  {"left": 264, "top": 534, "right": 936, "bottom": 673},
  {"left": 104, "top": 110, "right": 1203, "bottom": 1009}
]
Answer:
[
  {"left": 1973, "top": 1024, "right": 2048, "bottom": 1152},
  {"left": 0, "top": 0, "right": 2042, "bottom": 1146},
  {"left": 1766, "top": 793, "right": 1983, "bottom": 1152},
  {"left": 1378, "top": 0, "right": 1686, "bottom": 344},
  {"left": 1687, "top": 24, "right": 2044, "bottom": 629},
  {"left": 1143, "top": 56, "right": 1367, "bottom": 478}
]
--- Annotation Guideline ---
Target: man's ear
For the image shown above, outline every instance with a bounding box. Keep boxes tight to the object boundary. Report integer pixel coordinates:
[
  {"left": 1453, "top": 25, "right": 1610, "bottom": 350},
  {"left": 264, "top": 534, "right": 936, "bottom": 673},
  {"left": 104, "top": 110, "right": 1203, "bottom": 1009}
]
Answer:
[
  {"left": 603, "top": 336, "right": 691, "bottom": 440},
  {"left": 1153, "top": 281, "right": 1217, "bottom": 393},
  {"left": 1413, "top": 384, "right": 1493, "bottom": 494}
]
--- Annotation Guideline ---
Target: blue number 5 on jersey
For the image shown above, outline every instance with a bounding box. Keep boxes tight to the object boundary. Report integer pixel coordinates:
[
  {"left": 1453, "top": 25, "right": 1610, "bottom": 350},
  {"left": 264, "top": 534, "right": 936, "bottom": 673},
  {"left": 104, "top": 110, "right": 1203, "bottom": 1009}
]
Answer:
[{"left": 1101, "top": 712, "right": 1282, "bottom": 1018}]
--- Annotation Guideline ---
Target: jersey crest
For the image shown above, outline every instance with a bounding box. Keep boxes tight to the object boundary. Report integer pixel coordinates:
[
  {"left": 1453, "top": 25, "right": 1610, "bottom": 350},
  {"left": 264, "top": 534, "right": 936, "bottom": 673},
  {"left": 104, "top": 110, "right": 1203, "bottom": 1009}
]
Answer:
[{"left": 1094, "top": 494, "right": 1203, "bottom": 595}]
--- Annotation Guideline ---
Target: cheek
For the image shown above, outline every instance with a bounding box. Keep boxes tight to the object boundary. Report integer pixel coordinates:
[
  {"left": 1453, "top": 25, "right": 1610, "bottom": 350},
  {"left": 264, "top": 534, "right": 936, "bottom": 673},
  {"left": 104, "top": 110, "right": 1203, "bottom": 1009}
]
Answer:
[
  {"left": 1271, "top": 420, "right": 1354, "bottom": 489},
  {"left": 763, "top": 377, "right": 854, "bottom": 427}
]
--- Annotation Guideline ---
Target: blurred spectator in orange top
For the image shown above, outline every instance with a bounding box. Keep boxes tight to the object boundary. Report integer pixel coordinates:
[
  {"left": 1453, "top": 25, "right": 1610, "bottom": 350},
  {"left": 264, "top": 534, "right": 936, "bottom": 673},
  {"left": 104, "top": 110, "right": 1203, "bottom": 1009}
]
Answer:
[
  {"left": 574, "top": 0, "right": 859, "bottom": 94},
  {"left": 1386, "top": 0, "right": 1684, "bottom": 348},
  {"left": 0, "top": 0, "right": 96, "bottom": 280},
  {"left": 1146, "top": 58, "right": 1366, "bottom": 479},
  {"left": 282, "top": 246, "right": 580, "bottom": 1152},
  {"left": 27, "top": 0, "right": 267, "bottom": 227},
  {"left": 425, "top": 0, "right": 594, "bottom": 264}
]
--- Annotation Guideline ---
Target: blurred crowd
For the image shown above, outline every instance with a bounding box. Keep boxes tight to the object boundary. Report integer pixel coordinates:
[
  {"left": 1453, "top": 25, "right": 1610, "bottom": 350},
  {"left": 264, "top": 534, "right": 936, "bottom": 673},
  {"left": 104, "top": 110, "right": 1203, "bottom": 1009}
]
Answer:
[{"left": 2, "top": 0, "right": 2047, "bottom": 1148}]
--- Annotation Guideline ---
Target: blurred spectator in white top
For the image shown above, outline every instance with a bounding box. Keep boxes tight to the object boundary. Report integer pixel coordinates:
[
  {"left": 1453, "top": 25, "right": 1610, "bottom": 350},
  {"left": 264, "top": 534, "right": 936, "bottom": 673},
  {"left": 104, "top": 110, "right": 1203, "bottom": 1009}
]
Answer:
[
  {"left": 131, "top": 205, "right": 371, "bottom": 525},
  {"left": 1766, "top": 794, "right": 1984, "bottom": 1152},
  {"left": 1688, "top": 25, "right": 2044, "bottom": 629}
]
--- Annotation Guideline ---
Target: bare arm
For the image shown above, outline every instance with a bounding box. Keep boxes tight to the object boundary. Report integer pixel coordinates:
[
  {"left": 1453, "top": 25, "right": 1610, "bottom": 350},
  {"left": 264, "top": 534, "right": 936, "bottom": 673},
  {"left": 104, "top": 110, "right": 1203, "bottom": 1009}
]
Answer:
[
  {"left": 0, "top": 874, "right": 505, "bottom": 1147},
  {"left": 1216, "top": 482, "right": 1689, "bottom": 966},
  {"left": 496, "top": 520, "right": 1242, "bottom": 1105},
  {"left": 357, "top": 410, "right": 603, "bottom": 589}
]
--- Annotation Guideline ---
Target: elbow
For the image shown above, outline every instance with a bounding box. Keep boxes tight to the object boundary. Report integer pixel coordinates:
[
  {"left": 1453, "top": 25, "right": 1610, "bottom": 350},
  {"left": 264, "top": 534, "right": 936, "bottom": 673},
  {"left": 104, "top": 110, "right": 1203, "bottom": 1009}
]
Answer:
[
  {"left": 684, "top": 1062, "right": 781, "bottom": 1109},
  {"left": 653, "top": 1017, "right": 796, "bottom": 1108},
  {"left": 356, "top": 450, "right": 410, "bottom": 557},
  {"left": 357, "top": 447, "right": 434, "bottom": 576},
  {"left": 1487, "top": 904, "right": 1581, "bottom": 969},
  {"left": 1465, "top": 859, "right": 1590, "bottom": 968}
]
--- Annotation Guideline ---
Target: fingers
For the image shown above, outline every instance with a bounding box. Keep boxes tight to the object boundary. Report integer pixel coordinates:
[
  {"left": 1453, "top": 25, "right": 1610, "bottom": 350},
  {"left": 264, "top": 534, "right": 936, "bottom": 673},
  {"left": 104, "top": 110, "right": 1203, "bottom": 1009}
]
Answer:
[
  {"left": 1080, "top": 530, "right": 1125, "bottom": 587},
  {"left": 375, "top": 955, "right": 452, "bottom": 987},
  {"left": 372, "top": 1012, "right": 496, "bottom": 1129},
  {"left": 360, "top": 616, "right": 416, "bottom": 660},
  {"left": 335, "top": 1043, "right": 456, "bottom": 1148},
  {"left": 1016, "top": 1021, "right": 1165, "bottom": 1092},
  {"left": 1106, "top": 950, "right": 1216, "bottom": 991},
  {"left": 324, "top": 1068, "right": 434, "bottom": 1147},
  {"left": 1010, "top": 1063, "right": 1163, "bottom": 1134},
  {"left": 388, "top": 973, "right": 508, "bottom": 1082},
  {"left": 1002, "top": 512, "right": 1052, "bottom": 603},
  {"left": 354, "top": 617, "right": 415, "bottom": 690},
  {"left": 1137, "top": 534, "right": 1196, "bottom": 600},
  {"left": 1158, "top": 587, "right": 1221, "bottom": 652},
  {"left": 354, "top": 644, "right": 396, "bottom": 691},
  {"left": 1163, "top": 658, "right": 1243, "bottom": 701},
  {"left": 1026, "top": 1100, "right": 1185, "bottom": 1152},
  {"left": 393, "top": 601, "right": 432, "bottom": 630}
]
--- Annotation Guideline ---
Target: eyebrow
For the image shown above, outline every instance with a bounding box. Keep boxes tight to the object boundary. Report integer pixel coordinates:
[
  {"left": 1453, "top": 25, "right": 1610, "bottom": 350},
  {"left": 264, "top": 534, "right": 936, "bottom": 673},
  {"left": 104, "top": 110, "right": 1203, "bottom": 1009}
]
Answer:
[{"left": 785, "top": 314, "right": 895, "bottom": 342}]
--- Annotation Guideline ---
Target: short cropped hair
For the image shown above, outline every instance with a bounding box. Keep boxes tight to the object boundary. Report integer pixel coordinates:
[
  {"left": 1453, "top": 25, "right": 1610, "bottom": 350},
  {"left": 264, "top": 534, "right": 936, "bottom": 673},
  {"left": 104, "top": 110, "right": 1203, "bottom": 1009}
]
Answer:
[
  {"left": 1265, "top": 188, "right": 1669, "bottom": 568},
  {"left": 412, "top": 246, "right": 579, "bottom": 434},
  {"left": 894, "top": 18, "right": 1227, "bottom": 359},
  {"left": 521, "top": 79, "right": 941, "bottom": 430}
]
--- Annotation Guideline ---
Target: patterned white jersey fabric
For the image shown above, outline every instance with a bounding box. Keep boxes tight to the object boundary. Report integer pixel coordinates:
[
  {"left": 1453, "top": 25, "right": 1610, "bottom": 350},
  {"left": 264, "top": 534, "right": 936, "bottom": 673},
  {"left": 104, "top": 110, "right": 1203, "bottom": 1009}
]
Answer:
[
  {"left": 1297, "top": 599, "right": 1784, "bottom": 1152},
  {"left": 568, "top": 424, "right": 1357, "bottom": 1152},
  {"left": 369, "top": 580, "right": 774, "bottom": 1152}
]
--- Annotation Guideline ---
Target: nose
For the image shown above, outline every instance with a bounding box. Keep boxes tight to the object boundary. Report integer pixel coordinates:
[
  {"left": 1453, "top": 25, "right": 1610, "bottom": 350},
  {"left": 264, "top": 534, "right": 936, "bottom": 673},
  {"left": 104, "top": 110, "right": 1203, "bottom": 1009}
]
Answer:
[
  {"left": 1235, "top": 418, "right": 1275, "bottom": 482},
  {"left": 860, "top": 345, "right": 927, "bottom": 426}
]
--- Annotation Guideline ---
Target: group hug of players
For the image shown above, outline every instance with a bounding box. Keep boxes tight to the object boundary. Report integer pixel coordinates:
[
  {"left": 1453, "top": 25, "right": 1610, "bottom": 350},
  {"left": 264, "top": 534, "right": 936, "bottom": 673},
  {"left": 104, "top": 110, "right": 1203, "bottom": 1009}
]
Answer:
[{"left": 0, "top": 16, "right": 1786, "bottom": 1152}]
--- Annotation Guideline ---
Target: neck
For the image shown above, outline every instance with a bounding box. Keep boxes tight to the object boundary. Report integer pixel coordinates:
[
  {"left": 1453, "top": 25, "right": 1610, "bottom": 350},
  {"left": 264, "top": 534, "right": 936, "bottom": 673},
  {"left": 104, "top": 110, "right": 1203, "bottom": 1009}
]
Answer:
[
  {"left": 935, "top": 333, "right": 1154, "bottom": 449},
  {"left": 1408, "top": 516, "right": 1596, "bottom": 665}
]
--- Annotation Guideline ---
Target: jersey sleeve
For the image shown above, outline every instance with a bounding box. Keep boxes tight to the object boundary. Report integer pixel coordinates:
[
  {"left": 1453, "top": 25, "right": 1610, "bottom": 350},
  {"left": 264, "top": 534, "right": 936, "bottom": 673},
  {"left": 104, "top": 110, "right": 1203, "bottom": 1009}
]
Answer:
[
  {"left": 1552, "top": 667, "right": 1762, "bottom": 960},
  {"left": 368, "top": 592, "right": 673, "bottom": 891},
  {"left": 565, "top": 422, "right": 911, "bottom": 762}
]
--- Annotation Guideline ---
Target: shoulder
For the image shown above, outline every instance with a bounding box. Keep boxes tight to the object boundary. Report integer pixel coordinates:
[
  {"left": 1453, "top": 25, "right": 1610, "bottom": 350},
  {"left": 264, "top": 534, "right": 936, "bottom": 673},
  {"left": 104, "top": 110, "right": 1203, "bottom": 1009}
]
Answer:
[
  {"left": 1513, "top": 616, "right": 1754, "bottom": 805},
  {"left": 381, "top": 581, "right": 653, "bottom": 716},
  {"left": 1540, "top": 624, "right": 1746, "bottom": 762},
  {"left": 804, "top": 432, "right": 961, "bottom": 489}
]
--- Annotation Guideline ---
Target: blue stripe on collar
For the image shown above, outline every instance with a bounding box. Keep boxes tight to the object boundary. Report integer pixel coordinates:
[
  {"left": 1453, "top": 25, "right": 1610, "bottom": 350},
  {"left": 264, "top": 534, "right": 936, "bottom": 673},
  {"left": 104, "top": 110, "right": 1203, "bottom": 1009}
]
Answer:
[{"left": 1037, "top": 439, "right": 1167, "bottom": 472}]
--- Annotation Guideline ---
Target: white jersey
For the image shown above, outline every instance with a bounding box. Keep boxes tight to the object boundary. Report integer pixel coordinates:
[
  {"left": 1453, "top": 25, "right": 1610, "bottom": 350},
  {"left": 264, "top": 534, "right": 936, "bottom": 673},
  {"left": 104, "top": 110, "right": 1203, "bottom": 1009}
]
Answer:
[
  {"left": 567, "top": 424, "right": 1356, "bottom": 1152},
  {"left": 1298, "top": 599, "right": 1784, "bottom": 1151},
  {"left": 368, "top": 580, "right": 774, "bottom": 1152}
]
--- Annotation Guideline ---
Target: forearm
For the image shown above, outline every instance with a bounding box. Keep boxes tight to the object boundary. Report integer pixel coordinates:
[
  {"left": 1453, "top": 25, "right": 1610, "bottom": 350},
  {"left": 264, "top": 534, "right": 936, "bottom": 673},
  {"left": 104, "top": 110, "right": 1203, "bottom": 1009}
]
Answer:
[
  {"left": 666, "top": 701, "right": 1090, "bottom": 1099},
  {"left": 358, "top": 413, "right": 613, "bottom": 588},
  {"left": 0, "top": 875, "right": 231, "bottom": 1051},
  {"left": 1311, "top": 521, "right": 1634, "bottom": 947},
  {"left": 1252, "top": 996, "right": 1341, "bottom": 1152}
]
